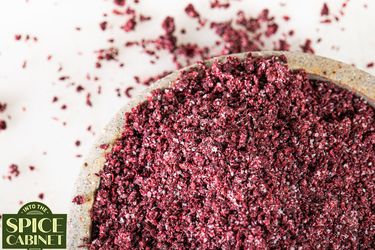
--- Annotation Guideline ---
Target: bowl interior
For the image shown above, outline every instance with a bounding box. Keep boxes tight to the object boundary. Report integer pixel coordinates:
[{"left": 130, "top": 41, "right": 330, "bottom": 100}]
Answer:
[{"left": 67, "top": 51, "right": 375, "bottom": 248}]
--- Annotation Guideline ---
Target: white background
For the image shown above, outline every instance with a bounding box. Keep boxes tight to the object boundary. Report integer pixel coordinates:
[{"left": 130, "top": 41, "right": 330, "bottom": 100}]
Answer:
[{"left": 0, "top": 0, "right": 374, "bottom": 232}]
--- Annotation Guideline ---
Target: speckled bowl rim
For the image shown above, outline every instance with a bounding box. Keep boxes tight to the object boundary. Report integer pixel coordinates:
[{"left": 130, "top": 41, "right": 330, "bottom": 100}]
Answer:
[{"left": 68, "top": 51, "right": 375, "bottom": 248}]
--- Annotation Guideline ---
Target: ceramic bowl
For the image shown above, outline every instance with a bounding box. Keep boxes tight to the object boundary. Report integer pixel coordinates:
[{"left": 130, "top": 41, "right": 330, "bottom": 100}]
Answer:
[{"left": 68, "top": 51, "right": 375, "bottom": 248}]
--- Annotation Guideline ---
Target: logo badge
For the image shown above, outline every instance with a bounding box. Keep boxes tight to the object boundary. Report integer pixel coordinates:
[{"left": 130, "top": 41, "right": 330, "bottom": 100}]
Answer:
[{"left": 2, "top": 201, "right": 67, "bottom": 249}]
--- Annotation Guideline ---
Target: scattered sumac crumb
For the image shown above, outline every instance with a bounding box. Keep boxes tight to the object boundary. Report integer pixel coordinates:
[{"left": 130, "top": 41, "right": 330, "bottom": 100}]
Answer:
[
  {"left": 0, "top": 102, "right": 9, "bottom": 131},
  {"left": 76, "top": 85, "right": 85, "bottom": 92},
  {"left": 4, "top": 164, "right": 20, "bottom": 180},
  {"left": 90, "top": 55, "right": 375, "bottom": 249},
  {"left": 265, "top": 23, "right": 278, "bottom": 37},
  {"left": 0, "top": 102, "right": 7, "bottom": 112},
  {"left": 0, "top": 120, "right": 6, "bottom": 131},
  {"left": 140, "top": 14, "right": 151, "bottom": 22},
  {"left": 9, "top": 164, "right": 20, "bottom": 177},
  {"left": 59, "top": 76, "right": 70, "bottom": 81},
  {"left": 210, "top": 0, "right": 230, "bottom": 9},
  {"left": 184, "top": 3, "right": 206, "bottom": 26},
  {"left": 29, "top": 165, "right": 35, "bottom": 171},
  {"left": 72, "top": 195, "right": 85, "bottom": 205},
  {"left": 321, "top": 3, "right": 330, "bottom": 16},
  {"left": 100, "top": 21, "right": 108, "bottom": 31},
  {"left": 38, "top": 193, "right": 44, "bottom": 200},
  {"left": 122, "top": 17, "right": 137, "bottom": 32},
  {"left": 22, "top": 60, "right": 27, "bottom": 69},
  {"left": 282, "top": 15, "right": 290, "bottom": 21},
  {"left": 96, "top": 47, "right": 119, "bottom": 64},
  {"left": 14, "top": 34, "right": 38, "bottom": 42},
  {"left": 75, "top": 140, "right": 81, "bottom": 147},
  {"left": 366, "top": 62, "right": 374, "bottom": 68},
  {"left": 124, "top": 86, "right": 134, "bottom": 98},
  {"left": 185, "top": 4, "right": 199, "bottom": 18},
  {"left": 300, "top": 39, "right": 315, "bottom": 54},
  {"left": 99, "top": 3, "right": 308, "bottom": 88},
  {"left": 86, "top": 93, "right": 93, "bottom": 107},
  {"left": 114, "top": 0, "right": 126, "bottom": 7}
]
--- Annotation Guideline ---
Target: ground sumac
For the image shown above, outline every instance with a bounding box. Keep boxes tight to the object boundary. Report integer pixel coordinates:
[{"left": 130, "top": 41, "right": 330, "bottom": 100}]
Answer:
[{"left": 90, "top": 55, "right": 374, "bottom": 249}]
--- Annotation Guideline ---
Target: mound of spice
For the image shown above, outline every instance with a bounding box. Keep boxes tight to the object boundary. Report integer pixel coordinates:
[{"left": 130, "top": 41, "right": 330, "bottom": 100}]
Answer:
[{"left": 90, "top": 55, "right": 374, "bottom": 249}]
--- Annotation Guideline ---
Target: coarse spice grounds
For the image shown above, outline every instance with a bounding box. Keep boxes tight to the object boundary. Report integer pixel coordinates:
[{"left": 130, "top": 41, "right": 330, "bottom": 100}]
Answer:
[{"left": 89, "top": 55, "right": 374, "bottom": 249}]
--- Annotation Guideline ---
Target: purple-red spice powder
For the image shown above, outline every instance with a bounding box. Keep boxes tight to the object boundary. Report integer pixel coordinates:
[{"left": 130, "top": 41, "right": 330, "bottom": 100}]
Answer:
[{"left": 89, "top": 55, "right": 374, "bottom": 249}]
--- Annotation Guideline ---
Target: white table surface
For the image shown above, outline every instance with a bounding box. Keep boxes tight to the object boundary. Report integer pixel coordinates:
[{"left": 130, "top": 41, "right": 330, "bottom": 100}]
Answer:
[{"left": 0, "top": 0, "right": 374, "bottom": 232}]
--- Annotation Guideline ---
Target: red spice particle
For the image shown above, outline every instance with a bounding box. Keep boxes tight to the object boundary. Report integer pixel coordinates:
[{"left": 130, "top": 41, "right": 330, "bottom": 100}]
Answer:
[
  {"left": 29, "top": 165, "right": 35, "bottom": 171},
  {"left": 0, "top": 120, "right": 7, "bottom": 131},
  {"left": 140, "top": 15, "right": 151, "bottom": 22},
  {"left": 114, "top": 0, "right": 125, "bottom": 6},
  {"left": 38, "top": 193, "right": 44, "bottom": 200},
  {"left": 184, "top": 4, "right": 206, "bottom": 27},
  {"left": 276, "top": 39, "right": 290, "bottom": 51},
  {"left": 133, "top": 76, "right": 140, "bottom": 84},
  {"left": 86, "top": 93, "right": 93, "bottom": 107},
  {"left": 15, "top": 34, "right": 22, "bottom": 40},
  {"left": 72, "top": 195, "right": 85, "bottom": 205},
  {"left": 0, "top": 102, "right": 7, "bottom": 112},
  {"left": 100, "top": 21, "right": 108, "bottom": 31},
  {"left": 366, "top": 62, "right": 374, "bottom": 68},
  {"left": 300, "top": 39, "right": 315, "bottom": 54},
  {"left": 282, "top": 15, "right": 290, "bottom": 21},
  {"left": 210, "top": 0, "right": 230, "bottom": 9},
  {"left": 122, "top": 17, "right": 136, "bottom": 32},
  {"left": 185, "top": 3, "right": 199, "bottom": 18},
  {"left": 75, "top": 140, "right": 81, "bottom": 147},
  {"left": 124, "top": 86, "right": 134, "bottom": 98},
  {"left": 52, "top": 96, "right": 59, "bottom": 103},
  {"left": 321, "top": 3, "right": 330, "bottom": 16},
  {"left": 59, "top": 76, "right": 70, "bottom": 81},
  {"left": 61, "top": 104, "right": 67, "bottom": 110},
  {"left": 265, "top": 23, "right": 278, "bottom": 37},
  {"left": 96, "top": 47, "right": 119, "bottom": 62},
  {"left": 162, "top": 16, "right": 175, "bottom": 34},
  {"left": 8, "top": 164, "right": 20, "bottom": 179},
  {"left": 76, "top": 85, "right": 85, "bottom": 92},
  {"left": 90, "top": 55, "right": 375, "bottom": 248}
]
